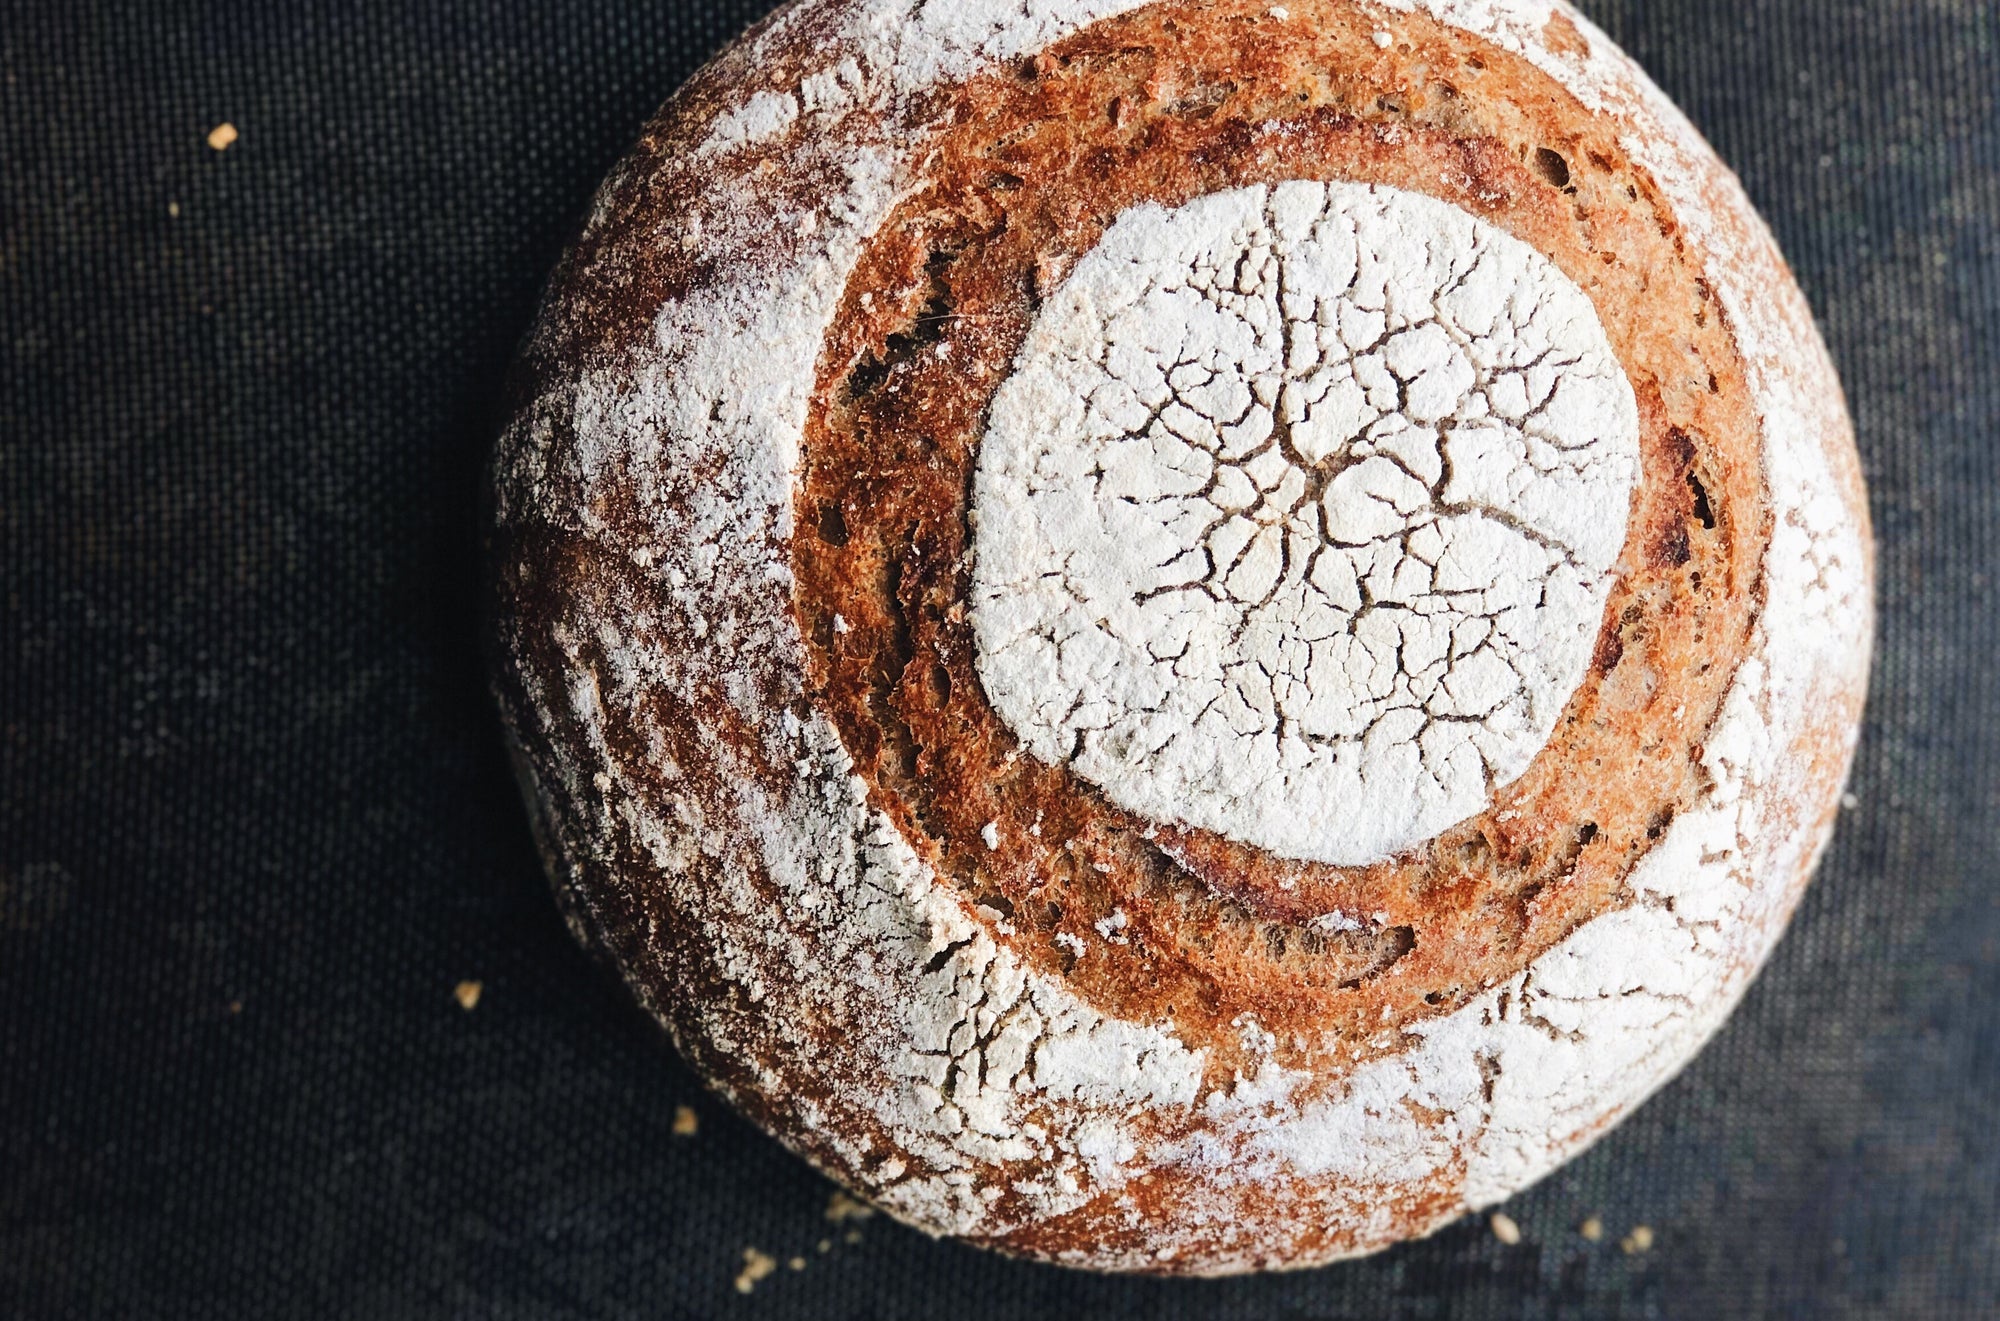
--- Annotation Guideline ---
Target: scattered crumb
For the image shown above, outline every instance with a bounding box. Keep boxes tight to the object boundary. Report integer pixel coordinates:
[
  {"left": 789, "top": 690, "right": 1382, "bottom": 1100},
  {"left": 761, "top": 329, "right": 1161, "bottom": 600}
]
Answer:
[
  {"left": 788, "top": 1256, "right": 806, "bottom": 1271},
  {"left": 816, "top": 1238, "right": 832, "bottom": 1254},
  {"left": 844, "top": 1229, "right": 863, "bottom": 1245},
  {"left": 206, "top": 122, "right": 238, "bottom": 151},
  {"left": 1373, "top": 29, "right": 1394, "bottom": 48},
  {"left": 1580, "top": 1215, "right": 1604, "bottom": 1241},
  {"left": 981, "top": 820, "right": 1001, "bottom": 850},
  {"left": 734, "top": 1248, "right": 777, "bottom": 1294},
  {"left": 1621, "top": 1224, "right": 1655, "bottom": 1254},
  {"left": 1490, "top": 1212, "right": 1522, "bottom": 1245},
  {"left": 1840, "top": 791, "right": 1859, "bottom": 810},
  {"left": 825, "top": 1191, "right": 875, "bottom": 1223},
  {"left": 672, "top": 1105, "right": 699, "bottom": 1136},
  {"left": 167, "top": 201, "right": 180, "bottom": 217},
  {"left": 227, "top": 999, "right": 243, "bottom": 1015},
  {"left": 453, "top": 980, "right": 483, "bottom": 1011}
]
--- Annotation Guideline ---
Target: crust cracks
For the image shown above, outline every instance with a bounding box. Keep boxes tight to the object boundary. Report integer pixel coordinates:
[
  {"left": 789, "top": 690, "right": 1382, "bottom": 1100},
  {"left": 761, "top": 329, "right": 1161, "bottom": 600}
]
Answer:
[{"left": 490, "top": 0, "right": 1871, "bottom": 1274}]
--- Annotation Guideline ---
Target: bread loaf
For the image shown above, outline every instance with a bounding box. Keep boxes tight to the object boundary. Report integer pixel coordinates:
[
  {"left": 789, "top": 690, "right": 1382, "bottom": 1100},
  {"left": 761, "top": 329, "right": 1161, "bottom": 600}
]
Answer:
[{"left": 491, "top": 0, "right": 1872, "bottom": 1273}]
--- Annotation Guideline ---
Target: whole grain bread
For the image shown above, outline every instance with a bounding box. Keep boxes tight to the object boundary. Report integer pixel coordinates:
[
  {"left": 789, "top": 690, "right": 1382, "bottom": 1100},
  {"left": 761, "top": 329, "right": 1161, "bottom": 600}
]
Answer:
[{"left": 490, "top": 0, "right": 1872, "bottom": 1274}]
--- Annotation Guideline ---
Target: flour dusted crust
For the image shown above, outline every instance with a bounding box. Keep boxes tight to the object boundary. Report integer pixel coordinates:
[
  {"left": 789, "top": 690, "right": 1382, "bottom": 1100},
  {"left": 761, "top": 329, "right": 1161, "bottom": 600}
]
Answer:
[{"left": 491, "top": 0, "right": 1872, "bottom": 1275}]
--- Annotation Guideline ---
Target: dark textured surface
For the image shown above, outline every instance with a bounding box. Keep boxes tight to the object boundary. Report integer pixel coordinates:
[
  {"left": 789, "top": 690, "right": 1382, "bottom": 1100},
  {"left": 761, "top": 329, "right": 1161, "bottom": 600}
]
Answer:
[{"left": 2, "top": 1, "right": 1996, "bottom": 1316}]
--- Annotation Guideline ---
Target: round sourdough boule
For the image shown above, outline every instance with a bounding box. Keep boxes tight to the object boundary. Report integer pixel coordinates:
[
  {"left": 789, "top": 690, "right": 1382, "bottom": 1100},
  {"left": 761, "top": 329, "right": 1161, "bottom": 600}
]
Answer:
[{"left": 490, "top": 0, "right": 1872, "bottom": 1275}]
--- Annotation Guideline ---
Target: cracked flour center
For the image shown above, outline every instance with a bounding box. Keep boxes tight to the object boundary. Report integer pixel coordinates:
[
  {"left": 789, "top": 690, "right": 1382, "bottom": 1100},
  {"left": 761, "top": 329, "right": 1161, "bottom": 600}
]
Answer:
[
  {"left": 492, "top": 0, "right": 1872, "bottom": 1275},
  {"left": 972, "top": 180, "right": 1640, "bottom": 864}
]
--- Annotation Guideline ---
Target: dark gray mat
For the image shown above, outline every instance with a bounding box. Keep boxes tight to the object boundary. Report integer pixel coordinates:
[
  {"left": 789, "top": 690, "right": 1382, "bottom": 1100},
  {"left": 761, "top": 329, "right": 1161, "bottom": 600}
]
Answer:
[{"left": 3, "top": 1, "right": 1995, "bottom": 1316}]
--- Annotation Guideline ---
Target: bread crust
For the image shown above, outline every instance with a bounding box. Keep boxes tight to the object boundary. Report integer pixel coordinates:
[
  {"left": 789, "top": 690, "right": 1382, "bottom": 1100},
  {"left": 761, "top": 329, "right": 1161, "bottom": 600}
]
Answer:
[{"left": 491, "top": 0, "right": 1872, "bottom": 1274}]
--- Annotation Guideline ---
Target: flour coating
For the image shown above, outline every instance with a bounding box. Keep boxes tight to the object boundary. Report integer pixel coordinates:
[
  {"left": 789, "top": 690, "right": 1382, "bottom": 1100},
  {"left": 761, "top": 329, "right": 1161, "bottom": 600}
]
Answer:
[
  {"left": 496, "top": 0, "right": 1871, "bottom": 1272},
  {"left": 971, "top": 181, "right": 1640, "bottom": 863}
]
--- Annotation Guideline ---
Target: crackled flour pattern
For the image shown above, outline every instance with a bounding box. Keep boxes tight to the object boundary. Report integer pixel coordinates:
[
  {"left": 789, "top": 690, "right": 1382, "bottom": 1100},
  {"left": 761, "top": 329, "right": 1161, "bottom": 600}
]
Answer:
[
  {"left": 500, "top": 0, "right": 1870, "bottom": 1270},
  {"left": 972, "top": 182, "right": 1640, "bottom": 863}
]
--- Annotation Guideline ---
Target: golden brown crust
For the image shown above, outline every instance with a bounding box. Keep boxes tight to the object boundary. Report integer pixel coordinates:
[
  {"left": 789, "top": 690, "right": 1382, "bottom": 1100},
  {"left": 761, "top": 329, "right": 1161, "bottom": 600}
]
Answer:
[{"left": 488, "top": 0, "right": 1872, "bottom": 1275}]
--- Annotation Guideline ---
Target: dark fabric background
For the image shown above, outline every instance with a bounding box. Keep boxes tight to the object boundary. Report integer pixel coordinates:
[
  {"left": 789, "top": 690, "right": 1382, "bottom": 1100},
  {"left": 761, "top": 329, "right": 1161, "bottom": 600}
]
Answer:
[{"left": 3, "top": 1, "right": 1996, "bottom": 1316}]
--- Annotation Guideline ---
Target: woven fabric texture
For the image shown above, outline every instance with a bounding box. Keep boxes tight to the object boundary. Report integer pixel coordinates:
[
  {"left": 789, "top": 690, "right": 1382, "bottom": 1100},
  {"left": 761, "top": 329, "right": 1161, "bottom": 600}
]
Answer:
[{"left": 3, "top": 2, "right": 1997, "bottom": 1316}]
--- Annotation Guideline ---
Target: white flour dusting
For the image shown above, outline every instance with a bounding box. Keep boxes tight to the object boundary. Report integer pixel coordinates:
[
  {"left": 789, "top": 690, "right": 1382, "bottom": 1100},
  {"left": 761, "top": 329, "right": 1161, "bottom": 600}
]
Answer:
[
  {"left": 496, "top": 0, "right": 1871, "bottom": 1270},
  {"left": 972, "top": 181, "right": 1638, "bottom": 863}
]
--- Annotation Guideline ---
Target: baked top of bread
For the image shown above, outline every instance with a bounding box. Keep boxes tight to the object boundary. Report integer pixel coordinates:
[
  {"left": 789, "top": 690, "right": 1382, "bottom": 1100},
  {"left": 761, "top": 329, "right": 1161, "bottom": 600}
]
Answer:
[{"left": 491, "top": 0, "right": 1872, "bottom": 1274}]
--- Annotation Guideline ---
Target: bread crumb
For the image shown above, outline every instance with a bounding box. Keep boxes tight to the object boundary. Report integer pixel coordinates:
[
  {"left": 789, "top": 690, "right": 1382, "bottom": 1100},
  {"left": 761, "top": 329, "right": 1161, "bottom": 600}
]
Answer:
[
  {"left": 825, "top": 1191, "right": 875, "bottom": 1223},
  {"left": 816, "top": 1238, "right": 832, "bottom": 1254},
  {"left": 1489, "top": 1212, "right": 1522, "bottom": 1245},
  {"left": 206, "top": 122, "right": 238, "bottom": 151},
  {"left": 788, "top": 1256, "right": 806, "bottom": 1271},
  {"left": 844, "top": 1229, "right": 863, "bottom": 1244},
  {"left": 1840, "top": 791, "right": 1858, "bottom": 810},
  {"left": 1373, "top": 30, "right": 1394, "bottom": 48},
  {"left": 672, "top": 1105, "right": 699, "bottom": 1136},
  {"left": 1580, "top": 1215, "right": 1604, "bottom": 1241},
  {"left": 1621, "top": 1224, "right": 1655, "bottom": 1254},
  {"left": 734, "top": 1248, "right": 777, "bottom": 1294},
  {"left": 167, "top": 201, "right": 180, "bottom": 217},
  {"left": 981, "top": 821, "right": 1000, "bottom": 850},
  {"left": 453, "top": 980, "right": 482, "bottom": 1011}
]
